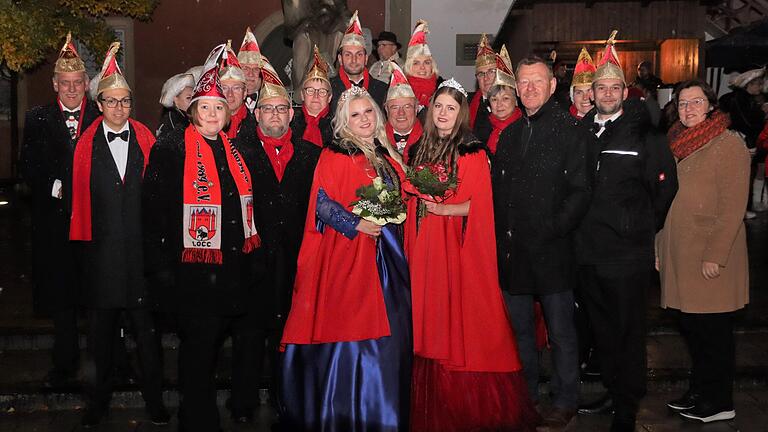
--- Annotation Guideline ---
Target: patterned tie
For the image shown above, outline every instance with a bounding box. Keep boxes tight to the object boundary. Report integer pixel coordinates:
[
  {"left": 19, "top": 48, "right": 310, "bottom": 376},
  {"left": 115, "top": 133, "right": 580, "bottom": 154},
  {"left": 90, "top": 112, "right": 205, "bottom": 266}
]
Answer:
[{"left": 65, "top": 110, "right": 81, "bottom": 139}]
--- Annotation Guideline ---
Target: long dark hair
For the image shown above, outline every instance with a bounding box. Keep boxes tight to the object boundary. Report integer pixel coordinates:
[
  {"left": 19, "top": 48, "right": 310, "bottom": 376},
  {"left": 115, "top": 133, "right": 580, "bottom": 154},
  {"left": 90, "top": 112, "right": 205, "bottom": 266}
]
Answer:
[{"left": 410, "top": 85, "right": 471, "bottom": 169}]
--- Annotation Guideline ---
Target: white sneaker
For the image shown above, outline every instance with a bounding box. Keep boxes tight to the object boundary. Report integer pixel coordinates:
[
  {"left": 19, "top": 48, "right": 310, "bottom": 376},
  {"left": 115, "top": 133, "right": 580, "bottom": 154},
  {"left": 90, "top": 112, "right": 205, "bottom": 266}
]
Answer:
[{"left": 680, "top": 408, "right": 735, "bottom": 423}]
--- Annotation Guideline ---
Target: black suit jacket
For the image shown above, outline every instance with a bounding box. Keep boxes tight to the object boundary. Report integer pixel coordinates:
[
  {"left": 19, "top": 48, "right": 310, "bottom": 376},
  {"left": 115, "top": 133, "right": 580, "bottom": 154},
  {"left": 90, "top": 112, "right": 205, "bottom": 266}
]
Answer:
[
  {"left": 20, "top": 100, "right": 99, "bottom": 313},
  {"left": 75, "top": 123, "right": 147, "bottom": 309},
  {"left": 329, "top": 73, "right": 388, "bottom": 116}
]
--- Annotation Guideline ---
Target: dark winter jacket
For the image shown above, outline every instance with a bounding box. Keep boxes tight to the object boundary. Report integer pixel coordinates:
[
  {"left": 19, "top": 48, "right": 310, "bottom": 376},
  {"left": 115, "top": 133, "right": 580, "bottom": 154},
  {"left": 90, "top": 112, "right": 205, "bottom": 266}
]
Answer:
[
  {"left": 719, "top": 88, "right": 765, "bottom": 148},
  {"left": 291, "top": 108, "right": 334, "bottom": 148},
  {"left": 576, "top": 98, "right": 678, "bottom": 265},
  {"left": 329, "top": 73, "right": 388, "bottom": 116},
  {"left": 156, "top": 108, "right": 189, "bottom": 139},
  {"left": 491, "top": 98, "right": 591, "bottom": 295}
]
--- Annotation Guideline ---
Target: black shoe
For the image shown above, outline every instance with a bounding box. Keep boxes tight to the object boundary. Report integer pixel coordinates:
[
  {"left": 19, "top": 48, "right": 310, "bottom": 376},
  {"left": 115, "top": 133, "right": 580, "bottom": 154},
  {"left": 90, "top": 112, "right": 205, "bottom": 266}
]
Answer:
[
  {"left": 148, "top": 405, "right": 171, "bottom": 426},
  {"left": 42, "top": 368, "right": 77, "bottom": 388},
  {"left": 679, "top": 402, "right": 735, "bottom": 423},
  {"left": 81, "top": 406, "right": 107, "bottom": 428},
  {"left": 609, "top": 417, "right": 635, "bottom": 432},
  {"left": 231, "top": 412, "right": 254, "bottom": 424},
  {"left": 578, "top": 394, "right": 613, "bottom": 415},
  {"left": 666, "top": 390, "right": 699, "bottom": 411}
]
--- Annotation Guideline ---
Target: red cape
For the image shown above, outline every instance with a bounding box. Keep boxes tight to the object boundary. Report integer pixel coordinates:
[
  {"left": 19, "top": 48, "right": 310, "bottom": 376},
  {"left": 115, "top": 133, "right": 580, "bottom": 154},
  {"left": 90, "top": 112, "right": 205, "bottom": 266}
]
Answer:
[
  {"left": 281, "top": 149, "right": 406, "bottom": 344},
  {"left": 70, "top": 117, "right": 154, "bottom": 241},
  {"left": 404, "top": 150, "right": 522, "bottom": 372}
]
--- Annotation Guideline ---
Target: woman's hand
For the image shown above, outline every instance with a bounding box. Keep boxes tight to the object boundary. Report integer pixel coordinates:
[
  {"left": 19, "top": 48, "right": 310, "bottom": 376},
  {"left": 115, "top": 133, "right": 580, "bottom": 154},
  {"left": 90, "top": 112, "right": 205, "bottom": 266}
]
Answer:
[
  {"left": 356, "top": 219, "right": 382, "bottom": 237},
  {"left": 425, "top": 200, "right": 470, "bottom": 216},
  {"left": 702, "top": 261, "right": 721, "bottom": 280}
]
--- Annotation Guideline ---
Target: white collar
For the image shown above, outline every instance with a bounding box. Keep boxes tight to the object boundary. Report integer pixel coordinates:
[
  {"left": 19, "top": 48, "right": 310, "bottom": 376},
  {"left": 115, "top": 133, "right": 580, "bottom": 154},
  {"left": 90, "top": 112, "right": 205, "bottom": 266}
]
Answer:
[
  {"left": 393, "top": 127, "right": 413, "bottom": 137},
  {"left": 60, "top": 101, "right": 81, "bottom": 113},
  {"left": 104, "top": 121, "right": 129, "bottom": 135},
  {"left": 595, "top": 109, "right": 623, "bottom": 126}
]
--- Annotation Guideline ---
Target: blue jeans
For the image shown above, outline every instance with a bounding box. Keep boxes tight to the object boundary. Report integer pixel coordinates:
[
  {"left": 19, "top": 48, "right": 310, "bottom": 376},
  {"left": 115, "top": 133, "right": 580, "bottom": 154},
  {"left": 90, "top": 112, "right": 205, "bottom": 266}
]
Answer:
[{"left": 503, "top": 291, "right": 579, "bottom": 410}]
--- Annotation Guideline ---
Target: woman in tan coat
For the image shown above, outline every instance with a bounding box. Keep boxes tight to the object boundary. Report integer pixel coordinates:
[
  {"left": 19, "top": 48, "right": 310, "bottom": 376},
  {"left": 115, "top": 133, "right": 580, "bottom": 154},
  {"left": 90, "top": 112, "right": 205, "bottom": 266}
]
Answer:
[{"left": 657, "top": 79, "right": 750, "bottom": 424}]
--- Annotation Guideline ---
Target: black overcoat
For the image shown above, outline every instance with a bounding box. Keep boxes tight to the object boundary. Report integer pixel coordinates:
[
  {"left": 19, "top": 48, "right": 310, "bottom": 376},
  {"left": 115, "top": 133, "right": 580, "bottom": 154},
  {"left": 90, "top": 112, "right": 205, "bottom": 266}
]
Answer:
[
  {"left": 20, "top": 101, "right": 99, "bottom": 313},
  {"left": 237, "top": 129, "right": 320, "bottom": 328},
  {"left": 142, "top": 127, "right": 262, "bottom": 316},
  {"left": 156, "top": 108, "right": 189, "bottom": 139},
  {"left": 491, "top": 98, "right": 591, "bottom": 296},
  {"left": 468, "top": 91, "right": 492, "bottom": 144}
]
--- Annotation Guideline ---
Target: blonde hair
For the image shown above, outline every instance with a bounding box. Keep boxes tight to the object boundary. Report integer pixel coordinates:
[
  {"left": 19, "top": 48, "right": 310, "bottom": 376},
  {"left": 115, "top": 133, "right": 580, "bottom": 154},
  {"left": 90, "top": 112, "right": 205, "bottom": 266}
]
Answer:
[
  {"left": 404, "top": 54, "right": 439, "bottom": 78},
  {"left": 332, "top": 90, "right": 404, "bottom": 170}
]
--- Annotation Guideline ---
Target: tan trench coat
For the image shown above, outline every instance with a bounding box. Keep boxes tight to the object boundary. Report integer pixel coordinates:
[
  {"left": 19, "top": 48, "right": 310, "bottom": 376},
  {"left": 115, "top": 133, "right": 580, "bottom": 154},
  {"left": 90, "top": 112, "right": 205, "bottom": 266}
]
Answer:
[{"left": 657, "top": 130, "right": 750, "bottom": 313}]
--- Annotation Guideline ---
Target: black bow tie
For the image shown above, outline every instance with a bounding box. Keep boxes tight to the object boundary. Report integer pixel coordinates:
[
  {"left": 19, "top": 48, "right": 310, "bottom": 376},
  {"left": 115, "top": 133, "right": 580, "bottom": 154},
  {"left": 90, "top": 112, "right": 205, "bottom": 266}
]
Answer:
[
  {"left": 394, "top": 133, "right": 408, "bottom": 142},
  {"left": 107, "top": 130, "right": 129, "bottom": 142},
  {"left": 64, "top": 110, "right": 80, "bottom": 121}
]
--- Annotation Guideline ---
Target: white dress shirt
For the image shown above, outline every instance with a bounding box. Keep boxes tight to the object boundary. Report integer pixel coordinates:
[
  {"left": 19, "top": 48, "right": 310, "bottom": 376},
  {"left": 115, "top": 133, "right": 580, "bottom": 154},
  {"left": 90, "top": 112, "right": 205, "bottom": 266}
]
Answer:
[{"left": 102, "top": 122, "right": 130, "bottom": 180}]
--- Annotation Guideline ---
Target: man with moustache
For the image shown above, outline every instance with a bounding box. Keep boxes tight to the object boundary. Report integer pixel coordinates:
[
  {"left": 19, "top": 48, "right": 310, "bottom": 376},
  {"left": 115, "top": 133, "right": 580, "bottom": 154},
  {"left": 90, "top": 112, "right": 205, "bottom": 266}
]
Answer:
[
  {"left": 575, "top": 32, "right": 677, "bottom": 432},
  {"left": 232, "top": 57, "right": 320, "bottom": 422},
  {"left": 495, "top": 55, "right": 590, "bottom": 431},
  {"left": 20, "top": 33, "right": 100, "bottom": 388},
  {"left": 329, "top": 10, "right": 388, "bottom": 114},
  {"left": 370, "top": 30, "right": 403, "bottom": 83}
]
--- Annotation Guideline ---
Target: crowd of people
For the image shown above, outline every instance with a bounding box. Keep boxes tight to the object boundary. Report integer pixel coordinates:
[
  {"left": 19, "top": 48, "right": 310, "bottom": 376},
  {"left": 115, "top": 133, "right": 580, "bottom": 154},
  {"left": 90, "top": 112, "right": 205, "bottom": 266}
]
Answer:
[{"left": 19, "top": 9, "right": 767, "bottom": 432}]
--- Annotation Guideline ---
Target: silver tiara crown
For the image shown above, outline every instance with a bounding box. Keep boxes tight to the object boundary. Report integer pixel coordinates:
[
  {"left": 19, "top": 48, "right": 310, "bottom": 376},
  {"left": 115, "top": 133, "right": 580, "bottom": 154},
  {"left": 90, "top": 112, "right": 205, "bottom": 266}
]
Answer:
[
  {"left": 338, "top": 85, "right": 370, "bottom": 104},
  {"left": 438, "top": 78, "right": 467, "bottom": 97}
]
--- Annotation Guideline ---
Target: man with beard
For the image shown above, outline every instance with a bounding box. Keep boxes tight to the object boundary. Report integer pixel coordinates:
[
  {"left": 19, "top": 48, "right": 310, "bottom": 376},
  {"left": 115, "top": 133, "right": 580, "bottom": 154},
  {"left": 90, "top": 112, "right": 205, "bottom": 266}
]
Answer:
[
  {"left": 237, "top": 27, "right": 263, "bottom": 114},
  {"left": 20, "top": 32, "right": 100, "bottom": 388},
  {"left": 469, "top": 33, "right": 496, "bottom": 142},
  {"left": 232, "top": 57, "right": 321, "bottom": 422},
  {"left": 576, "top": 31, "right": 677, "bottom": 432},
  {"left": 496, "top": 54, "right": 591, "bottom": 432},
  {"left": 329, "top": 10, "right": 388, "bottom": 114}
]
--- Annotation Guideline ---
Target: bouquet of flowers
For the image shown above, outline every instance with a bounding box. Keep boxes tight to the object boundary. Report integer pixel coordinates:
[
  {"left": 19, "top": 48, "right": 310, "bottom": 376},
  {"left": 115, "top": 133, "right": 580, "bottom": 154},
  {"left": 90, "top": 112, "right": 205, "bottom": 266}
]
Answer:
[
  {"left": 350, "top": 177, "right": 407, "bottom": 226},
  {"left": 403, "top": 163, "right": 459, "bottom": 217}
]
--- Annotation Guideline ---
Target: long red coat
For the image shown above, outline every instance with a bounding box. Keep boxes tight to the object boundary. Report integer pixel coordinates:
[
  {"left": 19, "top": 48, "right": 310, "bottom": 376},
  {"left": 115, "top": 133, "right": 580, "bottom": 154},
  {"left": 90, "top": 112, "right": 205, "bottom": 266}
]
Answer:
[
  {"left": 281, "top": 146, "right": 405, "bottom": 345},
  {"left": 404, "top": 145, "right": 523, "bottom": 372}
]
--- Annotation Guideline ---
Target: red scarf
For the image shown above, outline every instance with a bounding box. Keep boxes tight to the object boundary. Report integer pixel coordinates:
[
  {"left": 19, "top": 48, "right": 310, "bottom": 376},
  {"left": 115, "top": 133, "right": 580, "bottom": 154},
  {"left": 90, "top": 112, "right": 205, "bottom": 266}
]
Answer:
[
  {"left": 386, "top": 120, "right": 423, "bottom": 164},
  {"left": 58, "top": 97, "right": 87, "bottom": 139},
  {"left": 182, "top": 125, "right": 260, "bottom": 264},
  {"left": 301, "top": 104, "right": 329, "bottom": 147},
  {"left": 226, "top": 104, "right": 249, "bottom": 139},
  {"left": 408, "top": 74, "right": 437, "bottom": 107},
  {"left": 487, "top": 108, "right": 522, "bottom": 154},
  {"left": 339, "top": 67, "right": 370, "bottom": 90},
  {"left": 70, "top": 117, "right": 154, "bottom": 241},
  {"left": 668, "top": 110, "right": 731, "bottom": 160},
  {"left": 469, "top": 91, "right": 484, "bottom": 129},
  {"left": 258, "top": 127, "right": 294, "bottom": 182},
  {"left": 569, "top": 104, "right": 583, "bottom": 119}
]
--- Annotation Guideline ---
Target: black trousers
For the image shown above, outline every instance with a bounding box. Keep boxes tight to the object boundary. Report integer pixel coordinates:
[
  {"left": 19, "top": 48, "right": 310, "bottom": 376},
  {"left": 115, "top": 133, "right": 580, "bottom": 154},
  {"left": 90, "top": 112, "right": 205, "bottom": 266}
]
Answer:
[
  {"left": 84, "top": 308, "right": 164, "bottom": 411},
  {"left": 177, "top": 314, "right": 231, "bottom": 432},
  {"left": 229, "top": 311, "right": 282, "bottom": 414},
  {"left": 51, "top": 307, "right": 80, "bottom": 375},
  {"left": 678, "top": 310, "right": 735, "bottom": 409},
  {"left": 579, "top": 264, "right": 649, "bottom": 421}
]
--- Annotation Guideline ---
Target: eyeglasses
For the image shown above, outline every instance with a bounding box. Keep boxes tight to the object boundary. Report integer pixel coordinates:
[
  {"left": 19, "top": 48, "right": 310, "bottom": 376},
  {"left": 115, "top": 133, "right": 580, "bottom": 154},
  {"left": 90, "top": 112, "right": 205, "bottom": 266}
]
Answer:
[
  {"left": 387, "top": 103, "right": 415, "bottom": 112},
  {"left": 259, "top": 104, "right": 290, "bottom": 114},
  {"left": 222, "top": 85, "right": 246, "bottom": 94},
  {"left": 678, "top": 98, "right": 707, "bottom": 109},
  {"left": 476, "top": 69, "right": 497, "bottom": 79},
  {"left": 100, "top": 97, "right": 132, "bottom": 108},
  {"left": 303, "top": 88, "right": 330, "bottom": 97}
]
